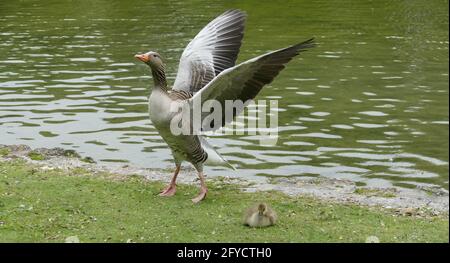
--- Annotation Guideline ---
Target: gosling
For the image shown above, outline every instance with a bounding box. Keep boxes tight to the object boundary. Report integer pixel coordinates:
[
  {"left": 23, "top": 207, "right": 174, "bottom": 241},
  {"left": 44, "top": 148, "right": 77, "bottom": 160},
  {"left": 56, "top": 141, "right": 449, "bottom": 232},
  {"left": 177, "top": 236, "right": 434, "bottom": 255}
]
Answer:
[{"left": 243, "top": 203, "right": 277, "bottom": 228}]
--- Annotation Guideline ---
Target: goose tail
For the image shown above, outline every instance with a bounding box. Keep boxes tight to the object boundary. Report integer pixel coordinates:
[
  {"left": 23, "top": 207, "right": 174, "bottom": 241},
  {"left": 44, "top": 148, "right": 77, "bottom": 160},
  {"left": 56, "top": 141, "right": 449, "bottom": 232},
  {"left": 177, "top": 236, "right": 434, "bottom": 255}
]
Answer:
[{"left": 199, "top": 136, "right": 236, "bottom": 170}]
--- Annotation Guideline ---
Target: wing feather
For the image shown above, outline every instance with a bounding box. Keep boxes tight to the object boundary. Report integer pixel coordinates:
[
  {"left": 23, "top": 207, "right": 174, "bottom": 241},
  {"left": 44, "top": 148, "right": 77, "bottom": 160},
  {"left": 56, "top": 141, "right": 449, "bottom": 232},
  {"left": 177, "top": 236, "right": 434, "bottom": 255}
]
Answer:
[
  {"left": 173, "top": 10, "right": 246, "bottom": 93},
  {"left": 189, "top": 38, "right": 316, "bottom": 131}
]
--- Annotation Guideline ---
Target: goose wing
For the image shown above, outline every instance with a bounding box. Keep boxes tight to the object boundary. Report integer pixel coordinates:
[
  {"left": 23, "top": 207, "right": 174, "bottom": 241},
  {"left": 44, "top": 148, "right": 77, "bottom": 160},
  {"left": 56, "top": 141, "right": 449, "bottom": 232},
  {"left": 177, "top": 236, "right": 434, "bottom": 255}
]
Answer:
[
  {"left": 173, "top": 9, "right": 246, "bottom": 93},
  {"left": 188, "top": 38, "right": 315, "bottom": 132}
]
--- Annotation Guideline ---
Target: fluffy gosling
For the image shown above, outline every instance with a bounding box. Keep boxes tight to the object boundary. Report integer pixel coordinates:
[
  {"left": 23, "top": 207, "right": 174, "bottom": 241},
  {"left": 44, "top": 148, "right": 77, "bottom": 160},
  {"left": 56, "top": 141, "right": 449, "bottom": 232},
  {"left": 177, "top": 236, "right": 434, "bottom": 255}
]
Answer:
[{"left": 243, "top": 203, "right": 277, "bottom": 228}]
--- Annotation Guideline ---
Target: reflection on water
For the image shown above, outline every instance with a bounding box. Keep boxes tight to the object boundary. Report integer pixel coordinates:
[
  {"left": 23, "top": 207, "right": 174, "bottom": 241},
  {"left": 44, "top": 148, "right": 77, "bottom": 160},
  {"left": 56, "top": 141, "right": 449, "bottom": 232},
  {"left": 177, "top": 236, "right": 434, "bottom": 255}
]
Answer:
[{"left": 0, "top": 0, "right": 448, "bottom": 190}]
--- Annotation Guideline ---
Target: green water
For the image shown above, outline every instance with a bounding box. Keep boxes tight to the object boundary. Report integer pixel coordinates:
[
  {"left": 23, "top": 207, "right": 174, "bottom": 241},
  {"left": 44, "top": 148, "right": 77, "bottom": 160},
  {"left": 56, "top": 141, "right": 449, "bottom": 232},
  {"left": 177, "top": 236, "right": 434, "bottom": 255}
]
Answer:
[{"left": 0, "top": 0, "right": 448, "bottom": 190}]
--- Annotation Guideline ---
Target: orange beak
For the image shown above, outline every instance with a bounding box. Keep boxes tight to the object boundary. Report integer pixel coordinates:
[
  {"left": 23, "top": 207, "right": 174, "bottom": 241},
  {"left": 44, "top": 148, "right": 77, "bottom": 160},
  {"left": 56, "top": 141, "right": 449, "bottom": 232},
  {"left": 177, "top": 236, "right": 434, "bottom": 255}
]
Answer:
[{"left": 134, "top": 53, "right": 150, "bottom": 62}]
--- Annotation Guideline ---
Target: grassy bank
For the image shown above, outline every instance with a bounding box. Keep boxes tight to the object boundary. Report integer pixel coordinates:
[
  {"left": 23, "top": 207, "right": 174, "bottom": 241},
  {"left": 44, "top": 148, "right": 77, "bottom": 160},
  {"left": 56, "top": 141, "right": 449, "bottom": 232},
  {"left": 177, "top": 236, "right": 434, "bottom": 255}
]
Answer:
[{"left": 0, "top": 159, "right": 448, "bottom": 243}]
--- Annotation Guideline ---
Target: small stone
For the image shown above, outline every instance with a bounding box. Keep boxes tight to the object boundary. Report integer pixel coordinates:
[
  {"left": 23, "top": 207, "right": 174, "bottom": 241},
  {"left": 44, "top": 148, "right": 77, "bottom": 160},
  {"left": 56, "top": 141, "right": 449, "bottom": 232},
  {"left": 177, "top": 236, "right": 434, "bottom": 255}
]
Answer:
[
  {"left": 365, "top": 236, "right": 380, "bottom": 243},
  {"left": 9, "top": 145, "right": 32, "bottom": 153},
  {"left": 65, "top": 236, "right": 80, "bottom": 243},
  {"left": 402, "top": 208, "right": 416, "bottom": 216}
]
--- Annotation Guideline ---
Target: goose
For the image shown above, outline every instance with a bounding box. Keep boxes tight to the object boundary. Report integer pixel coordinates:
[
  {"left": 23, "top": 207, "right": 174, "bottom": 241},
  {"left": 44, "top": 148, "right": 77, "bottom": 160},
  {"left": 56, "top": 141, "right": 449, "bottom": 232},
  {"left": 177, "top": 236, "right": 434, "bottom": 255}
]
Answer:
[
  {"left": 135, "top": 9, "right": 315, "bottom": 203},
  {"left": 243, "top": 203, "right": 277, "bottom": 227}
]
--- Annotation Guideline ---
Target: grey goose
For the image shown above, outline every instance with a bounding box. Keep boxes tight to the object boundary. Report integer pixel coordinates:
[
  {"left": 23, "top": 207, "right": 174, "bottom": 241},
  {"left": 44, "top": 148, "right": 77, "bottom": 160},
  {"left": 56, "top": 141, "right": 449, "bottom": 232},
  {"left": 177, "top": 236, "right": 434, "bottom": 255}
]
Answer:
[{"left": 135, "top": 9, "right": 315, "bottom": 203}]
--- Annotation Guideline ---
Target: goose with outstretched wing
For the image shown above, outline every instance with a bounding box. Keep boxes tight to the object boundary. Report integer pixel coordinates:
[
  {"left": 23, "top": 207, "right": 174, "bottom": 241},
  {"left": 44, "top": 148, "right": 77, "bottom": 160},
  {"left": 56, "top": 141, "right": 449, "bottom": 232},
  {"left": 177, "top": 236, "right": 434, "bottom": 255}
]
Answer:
[{"left": 135, "top": 9, "right": 315, "bottom": 203}]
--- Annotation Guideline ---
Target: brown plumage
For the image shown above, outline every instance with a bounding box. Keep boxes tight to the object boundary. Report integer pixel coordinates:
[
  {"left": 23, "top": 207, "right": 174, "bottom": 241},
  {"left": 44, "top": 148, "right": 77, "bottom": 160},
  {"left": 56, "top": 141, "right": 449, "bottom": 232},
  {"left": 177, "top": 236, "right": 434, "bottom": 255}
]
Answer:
[{"left": 243, "top": 203, "right": 277, "bottom": 227}]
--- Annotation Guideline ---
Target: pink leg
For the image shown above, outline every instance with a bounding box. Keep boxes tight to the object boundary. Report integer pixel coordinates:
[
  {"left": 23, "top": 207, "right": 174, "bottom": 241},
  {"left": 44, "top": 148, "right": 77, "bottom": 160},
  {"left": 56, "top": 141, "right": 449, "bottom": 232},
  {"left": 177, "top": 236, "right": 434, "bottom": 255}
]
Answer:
[
  {"left": 191, "top": 171, "right": 208, "bottom": 204},
  {"left": 159, "top": 165, "right": 180, "bottom": 197}
]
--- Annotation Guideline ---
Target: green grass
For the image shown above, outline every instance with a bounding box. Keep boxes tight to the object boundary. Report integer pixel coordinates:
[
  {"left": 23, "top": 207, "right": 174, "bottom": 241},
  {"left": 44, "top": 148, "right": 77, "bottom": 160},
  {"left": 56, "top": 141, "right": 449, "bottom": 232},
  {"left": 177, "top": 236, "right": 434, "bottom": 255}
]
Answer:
[
  {"left": 0, "top": 159, "right": 448, "bottom": 243},
  {"left": 27, "top": 151, "right": 46, "bottom": 161},
  {"left": 0, "top": 148, "right": 11, "bottom": 157}
]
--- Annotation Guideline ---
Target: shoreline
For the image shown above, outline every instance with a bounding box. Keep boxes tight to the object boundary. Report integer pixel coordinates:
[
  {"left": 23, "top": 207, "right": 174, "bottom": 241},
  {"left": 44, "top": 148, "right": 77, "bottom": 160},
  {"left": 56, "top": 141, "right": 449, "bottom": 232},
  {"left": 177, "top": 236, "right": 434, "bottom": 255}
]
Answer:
[{"left": 1, "top": 144, "right": 448, "bottom": 216}]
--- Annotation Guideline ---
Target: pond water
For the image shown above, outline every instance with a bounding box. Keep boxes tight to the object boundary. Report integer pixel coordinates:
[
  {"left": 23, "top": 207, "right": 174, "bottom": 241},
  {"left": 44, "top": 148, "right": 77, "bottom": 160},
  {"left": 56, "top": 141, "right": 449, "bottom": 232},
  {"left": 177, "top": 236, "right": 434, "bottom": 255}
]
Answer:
[{"left": 0, "top": 0, "right": 448, "bottom": 190}]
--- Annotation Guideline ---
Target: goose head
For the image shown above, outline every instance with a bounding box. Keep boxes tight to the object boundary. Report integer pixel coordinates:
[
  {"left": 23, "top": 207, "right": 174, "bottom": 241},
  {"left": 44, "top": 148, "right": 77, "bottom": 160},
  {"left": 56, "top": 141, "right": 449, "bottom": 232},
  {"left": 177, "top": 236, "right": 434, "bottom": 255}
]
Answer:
[
  {"left": 134, "top": 51, "right": 164, "bottom": 69},
  {"left": 135, "top": 51, "right": 167, "bottom": 88},
  {"left": 257, "top": 203, "right": 267, "bottom": 216}
]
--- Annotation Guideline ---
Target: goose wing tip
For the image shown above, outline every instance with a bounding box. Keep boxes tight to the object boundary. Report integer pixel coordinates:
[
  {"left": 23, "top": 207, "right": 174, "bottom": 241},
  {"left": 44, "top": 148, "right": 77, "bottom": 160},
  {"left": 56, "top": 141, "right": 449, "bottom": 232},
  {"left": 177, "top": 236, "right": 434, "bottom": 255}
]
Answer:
[{"left": 222, "top": 9, "right": 248, "bottom": 18}]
